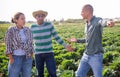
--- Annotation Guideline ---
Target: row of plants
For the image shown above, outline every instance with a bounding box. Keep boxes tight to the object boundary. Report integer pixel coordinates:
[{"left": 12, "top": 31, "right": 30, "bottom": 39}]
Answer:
[{"left": 0, "top": 22, "right": 120, "bottom": 77}]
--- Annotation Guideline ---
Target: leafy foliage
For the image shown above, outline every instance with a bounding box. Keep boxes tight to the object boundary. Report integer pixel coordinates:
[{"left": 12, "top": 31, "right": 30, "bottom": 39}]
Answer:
[{"left": 0, "top": 22, "right": 120, "bottom": 77}]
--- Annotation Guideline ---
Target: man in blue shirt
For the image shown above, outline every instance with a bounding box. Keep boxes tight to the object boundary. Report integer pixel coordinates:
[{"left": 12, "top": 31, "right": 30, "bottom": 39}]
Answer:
[{"left": 68, "top": 4, "right": 114, "bottom": 77}]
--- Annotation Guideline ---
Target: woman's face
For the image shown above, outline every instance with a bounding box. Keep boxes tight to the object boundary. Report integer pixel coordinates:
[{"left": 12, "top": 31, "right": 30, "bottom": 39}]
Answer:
[{"left": 16, "top": 14, "right": 26, "bottom": 27}]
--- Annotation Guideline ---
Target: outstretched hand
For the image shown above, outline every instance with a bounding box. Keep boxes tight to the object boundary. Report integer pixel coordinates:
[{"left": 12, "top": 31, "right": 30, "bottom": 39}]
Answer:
[
  {"left": 67, "top": 38, "right": 77, "bottom": 42},
  {"left": 107, "top": 20, "right": 115, "bottom": 27},
  {"left": 66, "top": 45, "right": 74, "bottom": 51}
]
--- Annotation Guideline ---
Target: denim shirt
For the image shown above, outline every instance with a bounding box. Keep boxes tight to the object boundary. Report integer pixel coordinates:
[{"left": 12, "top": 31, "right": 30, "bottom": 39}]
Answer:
[
  {"left": 77, "top": 16, "right": 107, "bottom": 55},
  {"left": 5, "top": 26, "right": 34, "bottom": 55}
]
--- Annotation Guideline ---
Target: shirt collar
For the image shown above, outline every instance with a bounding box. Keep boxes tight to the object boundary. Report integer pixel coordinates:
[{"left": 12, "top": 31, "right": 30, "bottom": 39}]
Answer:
[
  {"left": 86, "top": 16, "right": 95, "bottom": 25},
  {"left": 14, "top": 26, "right": 26, "bottom": 31},
  {"left": 90, "top": 16, "right": 95, "bottom": 22},
  {"left": 37, "top": 22, "right": 45, "bottom": 26}
]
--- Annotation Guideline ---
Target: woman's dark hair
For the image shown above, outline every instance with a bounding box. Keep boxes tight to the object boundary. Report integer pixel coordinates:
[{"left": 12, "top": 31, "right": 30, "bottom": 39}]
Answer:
[{"left": 11, "top": 12, "right": 24, "bottom": 23}]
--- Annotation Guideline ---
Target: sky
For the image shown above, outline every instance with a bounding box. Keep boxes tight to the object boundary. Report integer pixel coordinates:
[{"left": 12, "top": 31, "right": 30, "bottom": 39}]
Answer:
[{"left": 0, "top": 0, "right": 120, "bottom": 21}]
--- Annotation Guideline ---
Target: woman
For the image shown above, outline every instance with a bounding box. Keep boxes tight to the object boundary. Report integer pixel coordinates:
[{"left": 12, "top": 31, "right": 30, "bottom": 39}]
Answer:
[{"left": 5, "top": 12, "right": 33, "bottom": 77}]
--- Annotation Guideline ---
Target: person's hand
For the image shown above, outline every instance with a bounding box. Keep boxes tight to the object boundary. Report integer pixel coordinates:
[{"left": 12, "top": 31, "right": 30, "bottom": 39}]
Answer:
[
  {"left": 66, "top": 45, "right": 74, "bottom": 51},
  {"left": 27, "top": 53, "right": 33, "bottom": 58},
  {"left": 9, "top": 57, "right": 14, "bottom": 64},
  {"left": 8, "top": 54, "right": 14, "bottom": 64},
  {"left": 67, "top": 38, "right": 77, "bottom": 42},
  {"left": 107, "top": 20, "right": 115, "bottom": 27}
]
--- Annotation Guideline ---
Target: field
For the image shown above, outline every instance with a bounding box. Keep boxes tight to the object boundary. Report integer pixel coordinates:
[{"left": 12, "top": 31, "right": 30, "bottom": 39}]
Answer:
[{"left": 0, "top": 22, "right": 120, "bottom": 77}]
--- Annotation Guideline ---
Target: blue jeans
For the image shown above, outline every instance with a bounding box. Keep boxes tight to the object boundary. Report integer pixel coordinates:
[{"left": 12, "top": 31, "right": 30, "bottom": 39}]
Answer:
[
  {"left": 35, "top": 52, "right": 57, "bottom": 77},
  {"left": 8, "top": 55, "right": 32, "bottom": 77},
  {"left": 76, "top": 53, "right": 103, "bottom": 77}
]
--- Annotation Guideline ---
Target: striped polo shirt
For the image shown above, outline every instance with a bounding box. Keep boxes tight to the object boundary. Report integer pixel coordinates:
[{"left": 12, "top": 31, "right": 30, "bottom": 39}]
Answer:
[{"left": 30, "top": 22, "right": 67, "bottom": 54}]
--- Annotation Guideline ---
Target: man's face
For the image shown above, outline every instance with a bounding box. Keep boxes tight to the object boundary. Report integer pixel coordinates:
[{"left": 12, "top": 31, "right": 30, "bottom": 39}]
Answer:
[
  {"left": 81, "top": 7, "right": 89, "bottom": 19},
  {"left": 35, "top": 14, "right": 45, "bottom": 24}
]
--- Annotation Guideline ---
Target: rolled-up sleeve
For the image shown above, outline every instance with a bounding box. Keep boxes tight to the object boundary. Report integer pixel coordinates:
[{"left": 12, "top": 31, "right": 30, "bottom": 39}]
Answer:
[
  {"left": 98, "top": 19, "right": 107, "bottom": 27},
  {"left": 77, "top": 38, "right": 86, "bottom": 43},
  {"left": 5, "top": 29, "right": 13, "bottom": 55}
]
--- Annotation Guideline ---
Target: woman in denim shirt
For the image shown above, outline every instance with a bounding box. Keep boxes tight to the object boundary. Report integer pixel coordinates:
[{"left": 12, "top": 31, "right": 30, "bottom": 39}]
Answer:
[{"left": 5, "top": 12, "right": 34, "bottom": 77}]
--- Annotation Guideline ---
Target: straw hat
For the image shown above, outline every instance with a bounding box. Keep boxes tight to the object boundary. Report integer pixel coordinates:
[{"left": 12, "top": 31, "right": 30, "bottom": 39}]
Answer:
[{"left": 32, "top": 10, "right": 48, "bottom": 18}]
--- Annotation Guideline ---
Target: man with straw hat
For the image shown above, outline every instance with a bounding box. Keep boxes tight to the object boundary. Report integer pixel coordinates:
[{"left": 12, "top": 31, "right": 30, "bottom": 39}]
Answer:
[{"left": 30, "top": 10, "right": 73, "bottom": 77}]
